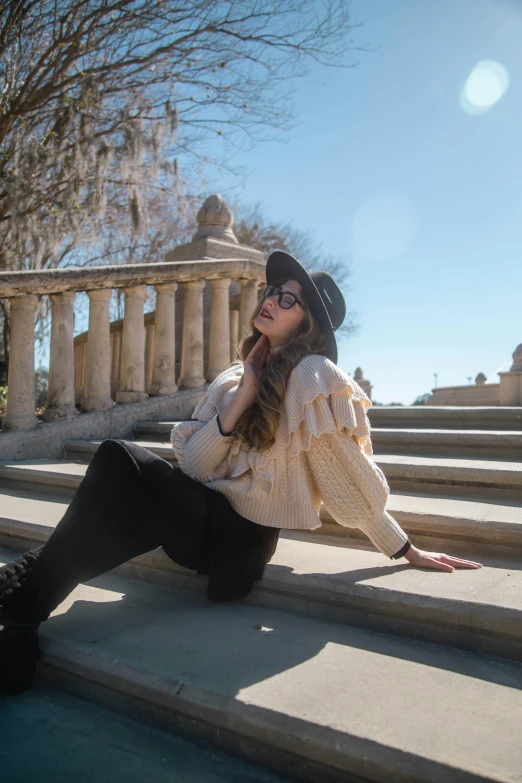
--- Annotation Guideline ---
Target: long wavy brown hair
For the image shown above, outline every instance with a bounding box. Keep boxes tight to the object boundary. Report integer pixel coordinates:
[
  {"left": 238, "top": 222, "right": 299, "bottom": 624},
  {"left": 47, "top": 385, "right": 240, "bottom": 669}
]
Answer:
[{"left": 230, "top": 275, "right": 330, "bottom": 453}]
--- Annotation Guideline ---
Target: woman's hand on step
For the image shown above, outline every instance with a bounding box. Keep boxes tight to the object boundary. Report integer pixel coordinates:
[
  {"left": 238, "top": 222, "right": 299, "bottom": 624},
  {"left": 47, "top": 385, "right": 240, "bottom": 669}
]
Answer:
[{"left": 403, "top": 545, "right": 483, "bottom": 571}]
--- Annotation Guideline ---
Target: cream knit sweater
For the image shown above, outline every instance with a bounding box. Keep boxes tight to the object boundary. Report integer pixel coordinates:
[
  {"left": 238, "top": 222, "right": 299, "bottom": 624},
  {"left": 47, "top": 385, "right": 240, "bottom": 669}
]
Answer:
[{"left": 170, "top": 352, "right": 410, "bottom": 559}]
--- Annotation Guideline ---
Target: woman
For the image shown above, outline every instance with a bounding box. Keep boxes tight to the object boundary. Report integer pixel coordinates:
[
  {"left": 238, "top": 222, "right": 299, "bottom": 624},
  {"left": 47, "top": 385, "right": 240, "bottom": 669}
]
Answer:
[{"left": 0, "top": 251, "right": 482, "bottom": 695}]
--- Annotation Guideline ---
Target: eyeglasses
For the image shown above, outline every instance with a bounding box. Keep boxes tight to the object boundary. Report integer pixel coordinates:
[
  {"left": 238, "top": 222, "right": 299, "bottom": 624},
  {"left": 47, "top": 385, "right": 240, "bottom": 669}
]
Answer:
[{"left": 262, "top": 284, "right": 304, "bottom": 310}]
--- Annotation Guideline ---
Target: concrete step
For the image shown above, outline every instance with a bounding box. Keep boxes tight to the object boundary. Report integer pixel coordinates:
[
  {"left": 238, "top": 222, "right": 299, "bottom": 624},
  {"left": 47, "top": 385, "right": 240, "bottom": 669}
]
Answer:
[
  {"left": 371, "top": 428, "right": 522, "bottom": 461},
  {"left": 1, "top": 681, "right": 290, "bottom": 783},
  {"left": 134, "top": 420, "right": 182, "bottom": 439},
  {"left": 135, "top": 409, "right": 522, "bottom": 435},
  {"left": 1, "top": 461, "right": 522, "bottom": 552},
  {"left": 1, "top": 495, "right": 520, "bottom": 661},
  {"left": 134, "top": 420, "right": 522, "bottom": 461},
  {"left": 0, "top": 459, "right": 90, "bottom": 496},
  {"left": 378, "top": 454, "right": 522, "bottom": 501},
  {"left": 61, "top": 438, "right": 522, "bottom": 501},
  {"left": 63, "top": 438, "right": 176, "bottom": 464},
  {"left": 321, "top": 491, "right": 522, "bottom": 550},
  {"left": 0, "top": 460, "right": 522, "bottom": 557},
  {"left": 1, "top": 543, "right": 520, "bottom": 783},
  {"left": 367, "top": 405, "right": 522, "bottom": 430}
]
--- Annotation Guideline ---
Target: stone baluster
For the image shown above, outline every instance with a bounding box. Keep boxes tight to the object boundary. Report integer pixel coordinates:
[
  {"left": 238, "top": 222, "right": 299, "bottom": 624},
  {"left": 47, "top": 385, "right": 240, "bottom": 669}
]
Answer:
[
  {"left": 110, "top": 329, "right": 122, "bottom": 398},
  {"left": 208, "top": 277, "right": 231, "bottom": 380},
  {"left": 178, "top": 279, "right": 206, "bottom": 388},
  {"left": 230, "top": 308, "right": 239, "bottom": 363},
  {"left": 43, "top": 291, "right": 78, "bottom": 421},
  {"left": 145, "top": 322, "right": 155, "bottom": 393},
  {"left": 82, "top": 289, "right": 114, "bottom": 412},
  {"left": 74, "top": 341, "right": 85, "bottom": 403},
  {"left": 116, "top": 285, "right": 148, "bottom": 404},
  {"left": 239, "top": 279, "right": 260, "bottom": 343},
  {"left": 3, "top": 294, "right": 39, "bottom": 430},
  {"left": 149, "top": 282, "right": 178, "bottom": 395}
]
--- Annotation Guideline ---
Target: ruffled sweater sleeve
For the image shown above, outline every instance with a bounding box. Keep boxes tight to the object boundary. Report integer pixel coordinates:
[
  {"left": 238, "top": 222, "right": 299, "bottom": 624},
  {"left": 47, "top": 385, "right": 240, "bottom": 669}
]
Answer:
[
  {"left": 305, "top": 433, "right": 410, "bottom": 557},
  {"left": 289, "top": 355, "right": 411, "bottom": 558},
  {"left": 170, "top": 363, "right": 243, "bottom": 482}
]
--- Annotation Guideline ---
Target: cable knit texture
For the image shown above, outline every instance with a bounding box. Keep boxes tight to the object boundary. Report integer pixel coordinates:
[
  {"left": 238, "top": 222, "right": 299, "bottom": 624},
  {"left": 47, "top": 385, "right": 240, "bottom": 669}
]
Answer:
[{"left": 170, "top": 354, "right": 409, "bottom": 558}]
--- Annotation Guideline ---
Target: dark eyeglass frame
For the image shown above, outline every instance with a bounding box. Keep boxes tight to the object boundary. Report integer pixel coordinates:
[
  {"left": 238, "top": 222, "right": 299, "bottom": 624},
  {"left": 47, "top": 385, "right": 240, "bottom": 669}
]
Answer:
[{"left": 262, "top": 284, "right": 304, "bottom": 310}]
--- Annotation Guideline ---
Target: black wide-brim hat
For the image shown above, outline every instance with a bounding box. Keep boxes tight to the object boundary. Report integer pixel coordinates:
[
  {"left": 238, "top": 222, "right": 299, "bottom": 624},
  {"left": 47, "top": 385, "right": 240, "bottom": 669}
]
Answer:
[{"left": 265, "top": 251, "right": 346, "bottom": 365}]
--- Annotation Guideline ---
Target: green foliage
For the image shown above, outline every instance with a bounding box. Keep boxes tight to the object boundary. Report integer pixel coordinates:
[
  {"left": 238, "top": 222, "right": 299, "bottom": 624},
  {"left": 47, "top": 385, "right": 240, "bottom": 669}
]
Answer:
[
  {"left": 412, "top": 392, "right": 431, "bottom": 406},
  {"left": 0, "top": 373, "right": 49, "bottom": 410}
]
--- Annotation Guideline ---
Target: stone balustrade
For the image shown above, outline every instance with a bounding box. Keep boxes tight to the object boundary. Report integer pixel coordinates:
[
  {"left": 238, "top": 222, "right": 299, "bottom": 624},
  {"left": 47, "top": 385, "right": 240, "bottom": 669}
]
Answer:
[
  {"left": 425, "top": 382, "right": 501, "bottom": 407},
  {"left": 3, "top": 186, "right": 519, "bottom": 433},
  {"left": 0, "top": 258, "right": 266, "bottom": 431},
  {"left": 425, "top": 345, "right": 522, "bottom": 407}
]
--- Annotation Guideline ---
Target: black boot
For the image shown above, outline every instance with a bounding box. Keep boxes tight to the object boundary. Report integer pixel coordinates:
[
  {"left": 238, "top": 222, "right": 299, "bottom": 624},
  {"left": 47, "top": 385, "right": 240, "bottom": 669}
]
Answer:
[
  {"left": 0, "top": 606, "right": 40, "bottom": 695},
  {"left": 0, "top": 547, "right": 44, "bottom": 695}
]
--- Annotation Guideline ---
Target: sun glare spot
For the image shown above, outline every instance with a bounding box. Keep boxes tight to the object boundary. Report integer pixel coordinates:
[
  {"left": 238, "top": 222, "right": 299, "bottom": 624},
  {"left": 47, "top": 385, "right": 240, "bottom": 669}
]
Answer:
[{"left": 461, "top": 60, "right": 509, "bottom": 115}]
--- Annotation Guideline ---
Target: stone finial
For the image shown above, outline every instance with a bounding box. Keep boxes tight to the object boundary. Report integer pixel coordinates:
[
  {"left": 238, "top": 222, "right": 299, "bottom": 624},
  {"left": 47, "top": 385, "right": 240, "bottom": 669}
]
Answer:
[
  {"left": 510, "top": 344, "right": 522, "bottom": 372},
  {"left": 166, "top": 192, "right": 263, "bottom": 263},
  {"left": 193, "top": 194, "right": 238, "bottom": 244},
  {"left": 352, "top": 366, "right": 372, "bottom": 400},
  {"left": 475, "top": 372, "right": 487, "bottom": 384}
]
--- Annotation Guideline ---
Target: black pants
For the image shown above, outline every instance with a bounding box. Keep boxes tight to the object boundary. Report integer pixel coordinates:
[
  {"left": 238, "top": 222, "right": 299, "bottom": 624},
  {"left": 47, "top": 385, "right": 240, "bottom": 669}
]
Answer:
[{"left": 0, "top": 439, "right": 280, "bottom": 624}]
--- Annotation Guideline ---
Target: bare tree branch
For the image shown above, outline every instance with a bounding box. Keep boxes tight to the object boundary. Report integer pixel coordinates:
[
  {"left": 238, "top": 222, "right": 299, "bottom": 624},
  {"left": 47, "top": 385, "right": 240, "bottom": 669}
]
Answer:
[{"left": 0, "top": 0, "right": 369, "bottom": 359}]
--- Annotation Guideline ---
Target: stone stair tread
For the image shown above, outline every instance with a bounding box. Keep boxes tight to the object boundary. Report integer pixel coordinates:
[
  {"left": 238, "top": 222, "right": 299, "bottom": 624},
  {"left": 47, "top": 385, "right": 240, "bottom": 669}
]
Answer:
[
  {"left": 133, "top": 424, "right": 522, "bottom": 462},
  {"left": 65, "top": 438, "right": 173, "bottom": 450},
  {"left": 134, "top": 420, "right": 182, "bottom": 428},
  {"left": 2, "top": 484, "right": 521, "bottom": 533},
  {"left": 1, "top": 486, "right": 518, "bottom": 604},
  {"left": 387, "top": 491, "right": 522, "bottom": 520},
  {"left": 137, "top": 421, "right": 522, "bottom": 440},
  {"left": 374, "top": 409, "right": 522, "bottom": 413},
  {"left": 21, "top": 437, "right": 522, "bottom": 482},
  {"left": 138, "top": 421, "right": 522, "bottom": 438},
  {"left": 376, "top": 454, "right": 522, "bottom": 470},
  {"left": 65, "top": 438, "right": 522, "bottom": 475},
  {"left": 372, "top": 429, "right": 522, "bottom": 444},
  {"left": 1, "top": 543, "right": 520, "bottom": 783},
  {"left": 1, "top": 494, "right": 520, "bottom": 636},
  {"left": 368, "top": 406, "right": 522, "bottom": 419},
  {"left": 272, "top": 533, "right": 520, "bottom": 613},
  {"left": 2, "top": 465, "right": 522, "bottom": 557},
  {"left": 0, "top": 488, "right": 69, "bottom": 528},
  {"left": 0, "top": 459, "right": 90, "bottom": 476},
  {"left": 62, "top": 438, "right": 176, "bottom": 463},
  {"left": 376, "top": 454, "right": 522, "bottom": 489},
  {"left": 373, "top": 428, "right": 522, "bottom": 434},
  {"left": 59, "top": 439, "right": 522, "bottom": 491}
]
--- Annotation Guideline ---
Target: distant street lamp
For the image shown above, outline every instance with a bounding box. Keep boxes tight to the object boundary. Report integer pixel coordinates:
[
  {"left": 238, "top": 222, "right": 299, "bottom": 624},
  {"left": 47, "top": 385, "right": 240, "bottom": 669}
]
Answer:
[{"left": 467, "top": 376, "right": 472, "bottom": 385}]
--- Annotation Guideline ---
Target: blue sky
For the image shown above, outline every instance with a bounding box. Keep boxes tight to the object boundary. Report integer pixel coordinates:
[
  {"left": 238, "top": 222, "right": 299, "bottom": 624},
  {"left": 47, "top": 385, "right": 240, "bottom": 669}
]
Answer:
[{"left": 206, "top": 0, "right": 522, "bottom": 404}]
